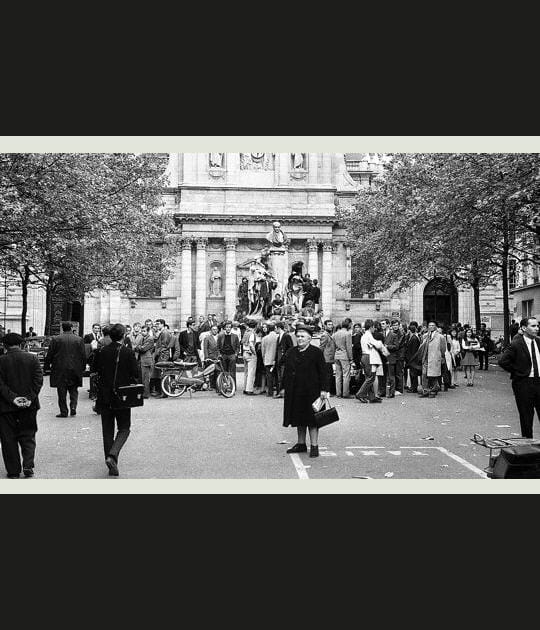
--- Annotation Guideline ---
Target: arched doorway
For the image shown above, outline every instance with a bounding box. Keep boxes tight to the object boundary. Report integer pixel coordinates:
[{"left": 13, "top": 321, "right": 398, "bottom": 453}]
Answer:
[{"left": 423, "top": 277, "right": 458, "bottom": 328}]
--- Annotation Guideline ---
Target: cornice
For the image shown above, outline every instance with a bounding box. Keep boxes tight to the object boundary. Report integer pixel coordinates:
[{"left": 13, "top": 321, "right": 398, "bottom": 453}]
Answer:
[
  {"left": 173, "top": 213, "right": 338, "bottom": 227},
  {"left": 164, "top": 184, "right": 337, "bottom": 194}
]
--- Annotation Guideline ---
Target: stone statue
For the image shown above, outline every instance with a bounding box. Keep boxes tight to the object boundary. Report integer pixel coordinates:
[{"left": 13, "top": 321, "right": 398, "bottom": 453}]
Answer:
[
  {"left": 292, "top": 153, "right": 305, "bottom": 169},
  {"left": 209, "top": 153, "right": 224, "bottom": 168},
  {"left": 210, "top": 266, "right": 222, "bottom": 296},
  {"left": 287, "top": 261, "right": 305, "bottom": 314},
  {"left": 265, "top": 221, "right": 286, "bottom": 248}
]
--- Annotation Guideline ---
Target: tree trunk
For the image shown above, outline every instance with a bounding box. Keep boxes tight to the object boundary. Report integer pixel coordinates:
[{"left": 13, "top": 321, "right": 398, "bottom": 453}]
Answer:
[
  {"left": 471, "top": 278, "right": 481, "bottom": 332},
  {"left": 19, "top": 266, "right": 30, "bottom": 336},
  {"left": 44, "top": 275, "right": 54, "bottom": 336},
  {"left": 501, "top": 206, "right": 511, "bottom": 345}
]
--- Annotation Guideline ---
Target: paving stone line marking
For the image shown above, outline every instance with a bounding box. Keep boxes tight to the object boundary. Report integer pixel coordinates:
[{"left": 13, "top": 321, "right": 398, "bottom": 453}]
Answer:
[
  {"left": 289, "top": 454, "right": 310, "bottom": 480},
  {"left": 399, "top": 446, "right": 488, "bottom": 478},
  {"left": 290, "top": 446, "right": 489, "bottom": 480}
]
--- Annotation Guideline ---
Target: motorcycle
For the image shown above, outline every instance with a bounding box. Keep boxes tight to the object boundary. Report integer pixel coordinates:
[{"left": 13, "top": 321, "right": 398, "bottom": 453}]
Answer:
[{"left": 155, "top": 357, "right": 236, "bottom": 398}]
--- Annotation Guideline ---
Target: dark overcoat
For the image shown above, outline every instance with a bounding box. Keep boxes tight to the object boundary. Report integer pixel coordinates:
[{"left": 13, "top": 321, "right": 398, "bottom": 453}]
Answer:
[
  {"left": 92, "top": 341, "right": 140, "bottom": 408},
  {"left": 283, "top": 344, "right": 329, "bottom": 428},
  {"left": 0, "top": 348, "right": 43, "bottom": 414},
  {"left": 44, "top": 332, "right": 87, "bottom": 388}
]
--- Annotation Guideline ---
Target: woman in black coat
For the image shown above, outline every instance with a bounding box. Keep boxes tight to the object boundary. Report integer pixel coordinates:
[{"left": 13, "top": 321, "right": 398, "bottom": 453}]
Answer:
[{"left": 283, "top": 325, "right": 329, "bottom": 458}]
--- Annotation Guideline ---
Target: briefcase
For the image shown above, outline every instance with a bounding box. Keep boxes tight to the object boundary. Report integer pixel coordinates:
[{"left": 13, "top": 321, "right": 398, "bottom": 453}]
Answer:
[
  {"left": 112, "top": 384, "right": 145, "bottom": 409},
  {"left": 312, "top": 398, "right": 340, "bottom": 428},
  {"left": 490, "top": 445, "right": 540, "bottom": 479}
]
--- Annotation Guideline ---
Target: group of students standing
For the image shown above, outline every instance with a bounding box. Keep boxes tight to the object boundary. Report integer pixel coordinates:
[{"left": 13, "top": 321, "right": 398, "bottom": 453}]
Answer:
[{"left": 317, "top": 318, "right": 493, "bottom": 403}]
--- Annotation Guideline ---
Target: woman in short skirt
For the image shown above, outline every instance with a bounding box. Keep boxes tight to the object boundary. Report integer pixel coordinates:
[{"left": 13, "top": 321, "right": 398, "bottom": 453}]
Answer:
[
  {"left": 449, "top": 328, "right": 461, "bottom": 386},
  {"left": 461, "top": 329, "right": 481, "bottom": 386}
]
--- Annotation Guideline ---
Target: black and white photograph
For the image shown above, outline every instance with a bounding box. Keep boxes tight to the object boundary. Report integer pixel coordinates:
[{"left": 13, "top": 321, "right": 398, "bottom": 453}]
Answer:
[{"left": 1, "top": 146, "right": 540, "bottom": 484}]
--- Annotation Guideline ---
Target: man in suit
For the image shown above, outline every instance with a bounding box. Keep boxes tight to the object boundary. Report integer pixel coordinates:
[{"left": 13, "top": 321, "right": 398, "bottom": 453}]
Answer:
[
  {"left": 133, "top": 325, "right": 154, "bottom": 398},
  {"left": 499, "top": 317, "right": 540, "bottom": 438},
  {"left": 404, "top": 322, "right": 421, "bottom": 393},
  {"left": 274, "top": 320, "right": 294, "bottom": 398},
  {"left": 217, "top": 321, "right": 240, "bottom": 386},
  {"left": 92, "top": 323, "right": 140, "bottom": 477},
  {"left": 203, "top": 324, "right": 220, "bottom": 389},
  {"left": 0, "top": 333, "right": 44, "bottom": 478},
  {"left": 385, "top": 320, "right": 405, "bottom": 397},
  {"left": 44, "top": 321, "right": 87, "bottom": 417},
  {"left": 378, "top": 318, "right": 391, "bottom": 397},
  {"left": 149, "top": 318, "right": 173, "bottom": 397},
  {"left": 83, "top": 323, "right": 102, "bottom": 366},
  {"left": 332, "top": 317, "right": 353, "bottom": 398},
  {"left": 310, "top": 279, "right": 321, "bottom": 313}
]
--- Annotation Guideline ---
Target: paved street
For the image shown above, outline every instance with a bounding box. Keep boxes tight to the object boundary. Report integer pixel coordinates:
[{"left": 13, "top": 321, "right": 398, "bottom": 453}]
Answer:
[{"left": 4, "top": 361, "right": 523, "bottom": 480}]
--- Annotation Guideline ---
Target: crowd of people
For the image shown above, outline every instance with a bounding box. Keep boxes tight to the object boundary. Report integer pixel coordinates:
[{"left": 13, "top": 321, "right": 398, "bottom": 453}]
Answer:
[{"left": 0, "top": 308, "right": 501, "bottom": 478}]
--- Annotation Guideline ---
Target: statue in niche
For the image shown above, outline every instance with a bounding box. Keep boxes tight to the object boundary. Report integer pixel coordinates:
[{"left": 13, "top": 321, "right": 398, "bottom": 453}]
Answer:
[
  {"left": 292, "top": 153, "right": 306, "bottom": 169},
  {"left": 209, "top": 266, "right": 222, "bottom": 296},
  {"left": 265, "top": 221, "right": 287, "bottom": 248},
  {"left": 209, "top": 153, "right": 224, "bottom": 168}
]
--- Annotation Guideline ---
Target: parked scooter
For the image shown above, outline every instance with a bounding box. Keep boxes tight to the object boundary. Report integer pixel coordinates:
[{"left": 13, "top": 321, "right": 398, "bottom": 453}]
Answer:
[{"left": 155, "top": 358, "right": 236, "bottom": 398}]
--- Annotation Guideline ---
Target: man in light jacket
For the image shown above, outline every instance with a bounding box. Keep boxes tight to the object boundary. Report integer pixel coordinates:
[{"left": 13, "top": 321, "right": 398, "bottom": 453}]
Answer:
[
  {"left": 261, "top": 322, "right": 279, "bottom": 397},
  {"left": 418, "top": 321, "right": 447, "bottom": 398},
  {"left": 355, "top": 319, "right": 387, "bottom": 404}
]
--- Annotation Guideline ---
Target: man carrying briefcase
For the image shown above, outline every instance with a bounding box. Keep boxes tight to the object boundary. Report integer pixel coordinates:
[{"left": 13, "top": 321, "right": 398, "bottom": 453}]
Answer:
[{"left": 93, "top": 323, "right": 141, "bottom": 477}]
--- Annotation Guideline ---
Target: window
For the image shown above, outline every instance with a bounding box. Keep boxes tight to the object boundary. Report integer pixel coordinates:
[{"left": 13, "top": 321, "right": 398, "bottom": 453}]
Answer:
[
  {"left": 509, "top": 259, "right": 516, "bottom": 290},
  {"left": 522, "top": 299, "right": 534, "bottom": 319},
  {"left": 351, "top": 256, "right": 376, "bottom": 298}
]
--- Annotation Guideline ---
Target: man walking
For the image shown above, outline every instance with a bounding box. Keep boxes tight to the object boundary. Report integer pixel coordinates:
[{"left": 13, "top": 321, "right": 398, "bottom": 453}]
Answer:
[
  {"left": 0, "top": 333, "right": 43, "bottom": 478},
  {"left": 499, "top": 317, "right": 540, "bottom": 438},
  {"left": 333, "top": 317, "right": 353, "bottom": 398},
  {"left": 93, "top": 323, "right": 140, "bottom": 477},
  {"left": 217, "top": 321, "right": 240, "bottom": 386},
  {"left": 44, "top": 321, "right": 87, "bottom": 417}
]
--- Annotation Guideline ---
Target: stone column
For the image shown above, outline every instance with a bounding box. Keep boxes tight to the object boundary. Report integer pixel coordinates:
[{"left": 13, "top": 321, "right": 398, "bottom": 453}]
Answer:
[
  {"left": 321, "top": 241, "right": 334, "bottom": 317},
  {"left": 224, "top": 237, "right": 238, "bottom": 321},
  {"left": 308, "top": 153, "right": 318, "bottom": 185},
  {"left": 307, "top": 238, "right": 319, "bottom": 279},
  {"left": 195, "top": 237, "right": 208, "bottom": 319},
  {"left": 180, "top": 237, "right": 193, "bottom": 326}
]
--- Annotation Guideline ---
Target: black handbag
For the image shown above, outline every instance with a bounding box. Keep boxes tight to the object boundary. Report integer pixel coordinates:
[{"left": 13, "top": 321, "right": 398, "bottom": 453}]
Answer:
[
  {"left": 313, "top": 397, "right": 340, "bottom": 428},
  {"left": 111, "top": 346, "right": 145, "bottom": 409}
]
